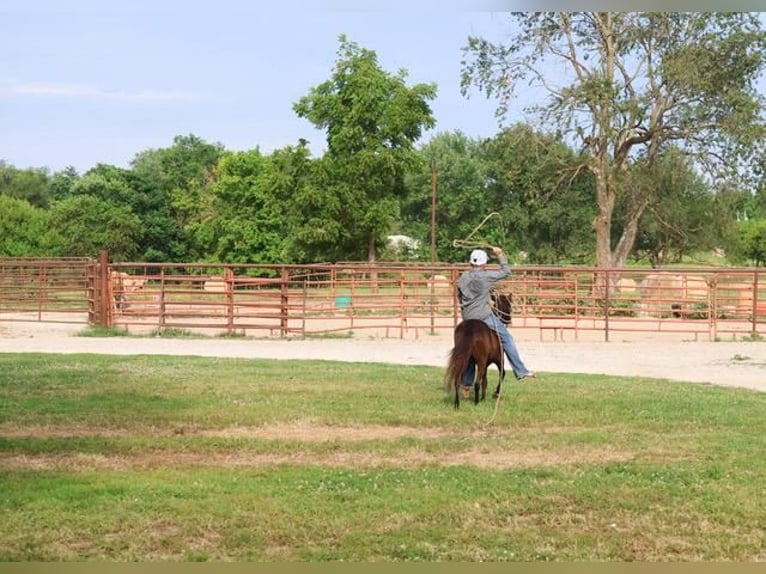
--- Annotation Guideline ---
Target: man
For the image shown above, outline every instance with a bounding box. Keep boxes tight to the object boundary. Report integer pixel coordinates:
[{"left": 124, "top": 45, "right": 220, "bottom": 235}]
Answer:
[{"left": 457, "top": 246, "right": 535, "bottom": 398}]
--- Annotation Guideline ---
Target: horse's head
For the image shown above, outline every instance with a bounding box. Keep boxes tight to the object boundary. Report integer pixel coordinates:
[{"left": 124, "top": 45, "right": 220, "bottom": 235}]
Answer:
[{"left": 491, "top": 290, "right": 512, "bottom": 325}]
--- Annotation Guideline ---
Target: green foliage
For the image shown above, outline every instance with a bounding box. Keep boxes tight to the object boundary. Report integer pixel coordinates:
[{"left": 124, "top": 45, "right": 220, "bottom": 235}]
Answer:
[
  {"left": 0, "top": 196, "right": 48, "bottom": 257},
  {"left": 293, "top": 35, "right": 437, "bottom": 261},
  {"left": 48, "top": 166, "right": 80, "bottom": 201},
  {"left": 76, "top": 326, "right": 130, "bottom": 337},
  {"left": 145, "top": 327, "right": 197, "bottom": 338},
  {"left": 482, "top": 125, "right": 596, "bottom": 264},
  {"left": 43, "top": 195, "right": 142, "bottom": 260},
  {"left": 198, "top": 149, "right": 288, "bottom": 264},
  {"left": 403, "top": 131, "right": 495, "bottom": 261},
  {"left": 132, "top": 134, "right": 225, "bottom": 261},
  {"left": 84, "top": 165, "right": 188, "bottom": 262},
  {"left": 73, "top": 165, "right": 136, "bottom": 206},
  {"left": 728, "top": 218, "right": 766, "bottom": 266},
  {"left": 404, "top": 126, "right": 596, "bottom": 264},
  {"left": 0, "top": 161, "right": 52, "bottom": 208},
  {"left": 628, "top": 148, "right": 723, "bottom": 266},
  {"left": 741, "top": 332, "right": 765, "bottom": 342}
]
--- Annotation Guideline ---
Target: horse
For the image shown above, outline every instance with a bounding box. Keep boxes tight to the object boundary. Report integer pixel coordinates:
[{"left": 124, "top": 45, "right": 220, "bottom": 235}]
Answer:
[
  {"left": 491, "top": 290, "right": 512, "bottom": 325},
  {"left": 445, "top": 290, "right": 513, "bottom": 409}
]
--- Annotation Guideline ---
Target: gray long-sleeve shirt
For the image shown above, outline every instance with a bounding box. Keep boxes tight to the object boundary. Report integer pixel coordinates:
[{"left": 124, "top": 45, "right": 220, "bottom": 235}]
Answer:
[{"left": 457, "top": 255, "right": 510, "bottom": 321}]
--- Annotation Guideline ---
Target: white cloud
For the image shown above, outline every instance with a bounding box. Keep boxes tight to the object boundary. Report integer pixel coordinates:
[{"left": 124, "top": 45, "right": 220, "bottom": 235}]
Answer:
[{"left": 0, "top": 80, "right": 205, "bottom": 103}]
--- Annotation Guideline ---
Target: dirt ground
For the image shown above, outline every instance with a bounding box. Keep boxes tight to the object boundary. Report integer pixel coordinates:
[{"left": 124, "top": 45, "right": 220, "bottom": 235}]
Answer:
[{"left": 1, "top": 319, "right": 765, "bottom": 393}]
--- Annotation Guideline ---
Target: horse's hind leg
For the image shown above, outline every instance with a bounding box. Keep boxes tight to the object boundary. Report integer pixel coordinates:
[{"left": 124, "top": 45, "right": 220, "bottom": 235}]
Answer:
[{"left": 476, "top": 362, "right": 488, "bottom": 404}]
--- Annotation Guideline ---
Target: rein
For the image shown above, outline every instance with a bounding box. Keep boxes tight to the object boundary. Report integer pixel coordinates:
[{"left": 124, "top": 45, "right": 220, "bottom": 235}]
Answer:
[{"left": 484, "top": 314, "right": 505, "bottom": 427}]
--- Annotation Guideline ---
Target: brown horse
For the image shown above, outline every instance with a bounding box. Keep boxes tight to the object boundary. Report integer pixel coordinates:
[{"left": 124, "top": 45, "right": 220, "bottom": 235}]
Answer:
[
  {"left": 491, "top": 290, "right": 512, "bottom": 325},
  {"left": 445, "top": 291, "right": 512, "bottom": 409}
]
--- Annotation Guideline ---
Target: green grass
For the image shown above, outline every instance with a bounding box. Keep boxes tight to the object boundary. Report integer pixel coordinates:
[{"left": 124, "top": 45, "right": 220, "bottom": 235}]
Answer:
[
  {"left": 0, "top": 353, "right": 765, "bottom": 561},
  {"left": 77, "top": 326, "right": 246, "bottom": 340},
  {"left": 75, "top": 326, "right": 130, "bottom": 337}
]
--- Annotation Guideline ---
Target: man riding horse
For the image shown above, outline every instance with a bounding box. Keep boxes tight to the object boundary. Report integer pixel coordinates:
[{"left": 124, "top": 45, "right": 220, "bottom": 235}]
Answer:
[{"left": 457, "top": 246, "right": 536, "bottom": 399}]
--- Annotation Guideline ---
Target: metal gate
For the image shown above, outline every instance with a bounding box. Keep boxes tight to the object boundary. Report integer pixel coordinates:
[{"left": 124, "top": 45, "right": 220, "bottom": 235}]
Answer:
[{"left": 0, "top": 255, "right": 103, "bottom": 328}]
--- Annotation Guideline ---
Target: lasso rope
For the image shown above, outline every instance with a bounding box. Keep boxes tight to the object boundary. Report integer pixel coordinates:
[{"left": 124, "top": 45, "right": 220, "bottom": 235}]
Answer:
[{"left": 452, "top": 211, "right": 503, "bottom": 251}]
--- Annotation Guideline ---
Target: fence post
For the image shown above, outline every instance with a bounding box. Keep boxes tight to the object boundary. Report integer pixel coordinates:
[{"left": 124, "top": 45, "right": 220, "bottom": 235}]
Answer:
[
  {"left": 98, "top": 250, "right": 111, "bottom": 328},
  {"left": 280, "top": 267, "right": 289, "bottom": 337},
  {"left": 159, "top": 267, "right": 166, "bottom": 329},
  {"left": 224, "top": 266, "right": 234, "bottom": 334},
  {"left": 574, "top": 271, "right": 580, "bottom": 341},
  {"left": 709, "top": 273, "right": 718, "bottom": 342},
  {"left": 400, "top": 270, "right": 407, "bottom": 339},
  {"left": 87, "top": 259, "right": 97, "bottom": 326},
  {"left": 450, "top": 268, "right": 459, "bottom": 328},
  {"left": 604, "top": 269, "right": 610, "bottom": 343},
  {"left": 753, "top": 269, "right": 760, "bottom": 336}
]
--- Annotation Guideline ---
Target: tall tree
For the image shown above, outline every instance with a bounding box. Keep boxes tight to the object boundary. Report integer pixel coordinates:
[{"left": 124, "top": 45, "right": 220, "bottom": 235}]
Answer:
[
  {"left": 43, "top": 195, "right": 141, "bottom": 260},
  {"left": 0, "top": 196, "right": 47, "bottom": 256},
  {"left": 0, "top": 162, "right": 52, "bottom": 208},
  {"left": 482, "top": 124, "right": 597, "bottom": 264},
  {"left": 729, "top": 218, "right": 766, "bottom": 266},
  {"left": 406, "top": 126, "right": 595, "bottom": 264},
  {"left": 294, "top": 35, "right": 437, "bottom": 262},
  {"left": 404, "top": 131, "right": 495, "bottom": 262},
  {"left": 205, "top": 149, "right": 290, "bottom": 265},
  {"left": 461, "top": 12, "right": 766, "bottom": 268},
  {"left": 49, "top": 166, "right": 80, "bottom": 201},
  {"left": 131, "top": 134, "right": 225, "bottom": 261},
  {"left": 627, "top": 149, "right": 721, "bottom": 266},
  {"left": 266, "top": 143, "right": 327, "bottom": 264},
  {"left": 61, "top": 164, "right": 184, "bottom": 262}
]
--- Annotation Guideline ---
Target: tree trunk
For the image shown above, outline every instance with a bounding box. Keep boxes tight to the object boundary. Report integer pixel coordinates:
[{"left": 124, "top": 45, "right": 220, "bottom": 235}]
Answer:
[
  {"left": 612, "top": 172, "right": 652, "bottom": 268},
  {"left": 593, "top": 169, "right": 615, "bottom": 269},
  {"left": 594, "top": 208, "right": 613, "bottom": 269},
  {"left": 612, "top": 216, "right": 640, "bottom": 269},
  {"left": 367, "top": 233, "right": 377, "bottom": 263}
]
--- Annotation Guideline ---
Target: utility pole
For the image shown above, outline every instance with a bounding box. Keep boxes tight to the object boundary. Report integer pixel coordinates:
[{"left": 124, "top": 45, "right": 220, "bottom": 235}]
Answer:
[{"left": 431, "top": 161, "right": 437, "bottom": 263}]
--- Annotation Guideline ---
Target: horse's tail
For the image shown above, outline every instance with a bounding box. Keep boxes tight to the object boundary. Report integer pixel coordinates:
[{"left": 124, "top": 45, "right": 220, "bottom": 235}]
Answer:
[
  {"left": 444, "top": 347, "right": 458, "bottom": 394},
  {"left": 444, "top": 334, "right": 472, "bottom": 395}
]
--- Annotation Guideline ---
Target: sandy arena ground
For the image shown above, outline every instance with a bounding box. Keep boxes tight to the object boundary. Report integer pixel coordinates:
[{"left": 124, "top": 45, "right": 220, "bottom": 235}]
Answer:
[{"left": 1, "top": 320, "right": 765, "bottom": 393}]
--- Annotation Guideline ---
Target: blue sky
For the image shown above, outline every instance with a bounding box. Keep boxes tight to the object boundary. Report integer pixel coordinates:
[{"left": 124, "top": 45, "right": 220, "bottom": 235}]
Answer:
[
  {"left": 1, "top": 1, "right": 530, "bottom": 173},
  {"left": 3, "top": 2, "right": 762, "bottom": 173}
]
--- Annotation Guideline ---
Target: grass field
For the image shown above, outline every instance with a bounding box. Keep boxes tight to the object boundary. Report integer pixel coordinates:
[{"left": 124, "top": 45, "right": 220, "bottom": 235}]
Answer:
[{"left": 1, "top": 352, "right": 765, "bottom": 561}]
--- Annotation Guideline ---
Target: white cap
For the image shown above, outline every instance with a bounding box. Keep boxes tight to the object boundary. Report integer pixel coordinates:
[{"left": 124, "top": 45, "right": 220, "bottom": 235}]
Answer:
[{"left": 469, "top": 249, "right": 488, "bottom": 266}]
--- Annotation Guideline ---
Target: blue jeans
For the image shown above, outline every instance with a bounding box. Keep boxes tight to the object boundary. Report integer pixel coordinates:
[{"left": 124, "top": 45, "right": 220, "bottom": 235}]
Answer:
[{"left": 461, "top": 314, "right": 532, "bottom": 387}]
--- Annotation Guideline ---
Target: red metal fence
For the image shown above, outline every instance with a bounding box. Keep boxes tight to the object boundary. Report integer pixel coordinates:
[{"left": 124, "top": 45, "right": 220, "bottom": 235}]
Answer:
[
  {"left": 0, "top": 257, "right": 96, "bottom": 324},
  {"left": 1, "top": 255, "right": 764, "bottom": 341}
]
